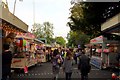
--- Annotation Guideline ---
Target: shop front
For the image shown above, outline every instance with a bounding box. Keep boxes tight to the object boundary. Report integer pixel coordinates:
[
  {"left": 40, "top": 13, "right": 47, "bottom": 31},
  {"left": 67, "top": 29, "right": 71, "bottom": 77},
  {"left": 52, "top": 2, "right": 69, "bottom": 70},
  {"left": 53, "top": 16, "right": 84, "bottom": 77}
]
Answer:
[
  {"left": 101, "top": 12, "right": 120, "bottom": 69},
  {"left": 11, "top": 33, "right": 38, "bottom": 69},
  {"left": 90, "top": 35, "right": 119, "bottom": 69},
  {"left": 0, "top": 3, "right": 38, "bottom": 72}
]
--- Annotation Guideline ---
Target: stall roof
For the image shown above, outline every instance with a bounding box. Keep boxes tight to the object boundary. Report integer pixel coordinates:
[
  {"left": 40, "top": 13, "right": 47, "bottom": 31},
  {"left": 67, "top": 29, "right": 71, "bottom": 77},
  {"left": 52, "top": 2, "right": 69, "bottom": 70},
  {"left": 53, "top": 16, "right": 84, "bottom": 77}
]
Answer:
[
  {"left": 34, "top": 39, "right": 44, "bottom": 44},
  {"left": 45, "top": 44, "right": 51, "bottom": 47},
  {"left": 101, "top": 13, "right": 120, "bottom": 35},
  {"left": 90, "top": 36, "right": 104, "bottom": 44},
  {"left": 90, "top": 35, "right": 119, "bottom": 44},
  {"left": 0, "top": 2, "right": 28, "bottom": 32}
]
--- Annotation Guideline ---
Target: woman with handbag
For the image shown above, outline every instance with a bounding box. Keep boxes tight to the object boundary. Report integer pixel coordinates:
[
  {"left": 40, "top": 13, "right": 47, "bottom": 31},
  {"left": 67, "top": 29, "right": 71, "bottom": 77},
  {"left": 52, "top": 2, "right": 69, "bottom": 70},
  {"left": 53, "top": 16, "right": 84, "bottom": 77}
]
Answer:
[{"left": 51, "top": 49, "right": 63, "bottom": 80}]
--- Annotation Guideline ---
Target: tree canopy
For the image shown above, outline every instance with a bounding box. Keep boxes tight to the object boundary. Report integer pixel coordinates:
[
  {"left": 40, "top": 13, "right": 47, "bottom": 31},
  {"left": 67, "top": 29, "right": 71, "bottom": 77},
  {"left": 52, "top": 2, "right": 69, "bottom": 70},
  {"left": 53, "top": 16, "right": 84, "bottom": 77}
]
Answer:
[
  {"left": 32, "top": 22, "right": 54, "bottom": 44},
  {"left": 67, "top": 2, "right": 120, "bottom": 48},
  {"left": 66, "top": 30, "right": 90, "bottom": 48},
  {"left": 55, "top": 36, "right": 66, "bottom": 47},
  {"left": 67, "top": 2, "right": 120, "bottom": 38}
]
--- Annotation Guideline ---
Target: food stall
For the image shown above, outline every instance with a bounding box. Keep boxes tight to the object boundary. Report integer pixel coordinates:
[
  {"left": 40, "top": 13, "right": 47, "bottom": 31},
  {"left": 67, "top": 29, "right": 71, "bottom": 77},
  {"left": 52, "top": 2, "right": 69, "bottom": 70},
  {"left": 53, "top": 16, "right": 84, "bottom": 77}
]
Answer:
[
  {"left": 34, "top": 39, "right": 46, "bottom": 63},
  {"left": 90, "top": 35, "right": 120, "bottom": 69},
  {"left": 1, "top": 2, "right": 35, "bottom": 73},
  {"left": 11, "top": 33, "right": 38, "bottom": 70}
]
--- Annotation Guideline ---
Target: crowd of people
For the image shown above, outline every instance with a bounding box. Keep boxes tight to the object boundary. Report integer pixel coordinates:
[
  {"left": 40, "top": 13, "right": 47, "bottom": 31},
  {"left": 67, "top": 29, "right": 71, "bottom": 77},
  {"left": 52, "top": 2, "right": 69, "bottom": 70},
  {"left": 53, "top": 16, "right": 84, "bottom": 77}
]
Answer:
[
  {"left": 2, "top": 36, "right": 120, "bottom": 80},
  {"left": 51, "top": 48, "right": 91, "bottom": 80},
  {"left": 2, "top": 32, "right": 91, "bottom": 80},
  {"left": 2, "top": 32, "right": 119, "bottom": 80}
]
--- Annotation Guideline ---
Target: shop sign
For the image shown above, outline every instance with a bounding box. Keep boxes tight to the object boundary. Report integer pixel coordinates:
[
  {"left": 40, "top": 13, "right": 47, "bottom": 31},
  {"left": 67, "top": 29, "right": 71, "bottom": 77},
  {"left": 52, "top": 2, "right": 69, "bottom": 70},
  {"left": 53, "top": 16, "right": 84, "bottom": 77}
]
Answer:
[
  {"left": 16, "top": 32, "right": 35, "bottom": 39},
  {"left": 90, "top": 36, "right": 103, "bottom": 44},
  {"left": 13, "top": 59, "right": 21, "bottom": 63},
  {"left": 90, "top": 56, "right": 102, "bottom": 69}
]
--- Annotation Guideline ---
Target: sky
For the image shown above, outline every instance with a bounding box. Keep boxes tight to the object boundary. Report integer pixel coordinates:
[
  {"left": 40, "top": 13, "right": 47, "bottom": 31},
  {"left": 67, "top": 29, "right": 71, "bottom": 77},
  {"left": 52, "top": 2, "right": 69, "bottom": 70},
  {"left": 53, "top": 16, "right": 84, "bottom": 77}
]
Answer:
[{"left": 5, "top": 0, "right": 71, "bottom": 39}]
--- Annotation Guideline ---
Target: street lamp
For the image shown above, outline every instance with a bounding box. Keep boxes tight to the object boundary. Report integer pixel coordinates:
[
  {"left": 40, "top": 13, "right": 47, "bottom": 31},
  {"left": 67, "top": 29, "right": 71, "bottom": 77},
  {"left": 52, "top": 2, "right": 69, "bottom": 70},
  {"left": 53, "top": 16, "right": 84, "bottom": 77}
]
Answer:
[{"left": 13, "top": 0, "right": 23, "bottom": 15}]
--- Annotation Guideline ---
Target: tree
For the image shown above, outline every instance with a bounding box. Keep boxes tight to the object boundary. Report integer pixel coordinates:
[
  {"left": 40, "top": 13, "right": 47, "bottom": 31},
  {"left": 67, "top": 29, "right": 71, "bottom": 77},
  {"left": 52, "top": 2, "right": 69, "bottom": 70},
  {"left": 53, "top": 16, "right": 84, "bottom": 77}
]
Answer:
[
  {"left": 43, "top": 22, "right": 54, "bottom": 38},
  {"left": 67, "top": 2, "right": 101, "bottom": 38},
  {"left": 66, "top": 30, "right": 77, "bottom": 47},
  {"left": 55, "top": 36, "right": 66, "bottom": 47},
  {"left": 67, "top": 2, "right": 120, "bottom": 48},
  {"left": 66, "top": 30, "right": 90, "bottom": 48},
  {"left": 68, "top": 2, "right": 120, "bottom": 38},
  {"left": 32, "top": 22, "right": 54, "bottom": 44},
  {"left": 43, "top": 22, "right": 54, "bottom": 44},
  {"left": 32, "top": 23, "right": 44, "bottom": 38}
]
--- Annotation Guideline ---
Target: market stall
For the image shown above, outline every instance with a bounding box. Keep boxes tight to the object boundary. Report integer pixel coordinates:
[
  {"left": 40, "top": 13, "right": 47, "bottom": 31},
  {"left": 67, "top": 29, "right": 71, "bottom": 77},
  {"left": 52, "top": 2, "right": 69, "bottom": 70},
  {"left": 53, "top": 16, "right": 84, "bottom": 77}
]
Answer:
[
  {"left": 34, "top": 39, "right": 46, "bottom": 63},
  {"left": 90, "top": 35, "right": 120, "bottom": 69},
  {"left": 11, "top": 33, "right": 38, "bottom": 70}
]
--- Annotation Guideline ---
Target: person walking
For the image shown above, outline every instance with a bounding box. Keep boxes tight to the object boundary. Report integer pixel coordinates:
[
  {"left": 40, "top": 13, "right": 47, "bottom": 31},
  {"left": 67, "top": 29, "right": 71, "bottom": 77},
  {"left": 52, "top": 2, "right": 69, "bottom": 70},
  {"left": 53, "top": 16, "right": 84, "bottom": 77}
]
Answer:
[
  {"left": 51, "top": 49, "right": 63, "bottom": 80},
  {"left": 2, "top": 44, "right": 12, "bottom": 80},
  {"left": 73, "top": 51, "right": 78, "bottom": 64},
  {"left": 63, "top": 50, "right": 73, "bottom": 80},
  {"left": 78, "top": 50, "right": 91, "bottom": 80}
]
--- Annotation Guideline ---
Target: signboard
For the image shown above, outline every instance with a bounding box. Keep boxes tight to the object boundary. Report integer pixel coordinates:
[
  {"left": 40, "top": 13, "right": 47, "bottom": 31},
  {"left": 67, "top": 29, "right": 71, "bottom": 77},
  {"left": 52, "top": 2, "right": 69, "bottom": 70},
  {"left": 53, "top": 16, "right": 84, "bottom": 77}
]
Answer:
[
  {"left": 16, "top": 32, "right": 35, "bottom": 39},
  {"left": 11, "top": 58, "right": 37, "bottom": 68},
  {"left": 11, "top": 58, "right": 27, "bottom": 68},
  {"left": 90, "top": 56, "right": 102, "bottom": 69},
  {"left": 90, "top": 36, "right": 103, "bottom": 44}
]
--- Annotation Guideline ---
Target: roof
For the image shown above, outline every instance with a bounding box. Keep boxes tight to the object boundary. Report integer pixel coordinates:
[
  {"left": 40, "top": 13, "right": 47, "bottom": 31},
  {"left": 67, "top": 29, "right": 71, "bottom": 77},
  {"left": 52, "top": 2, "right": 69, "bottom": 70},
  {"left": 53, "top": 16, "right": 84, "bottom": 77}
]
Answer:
[
  {"left": 34, "top": 39, "right": 44, "bottom": 44},
  {"left": 0, "top": 2, "right": 28, "bottom": 32}
]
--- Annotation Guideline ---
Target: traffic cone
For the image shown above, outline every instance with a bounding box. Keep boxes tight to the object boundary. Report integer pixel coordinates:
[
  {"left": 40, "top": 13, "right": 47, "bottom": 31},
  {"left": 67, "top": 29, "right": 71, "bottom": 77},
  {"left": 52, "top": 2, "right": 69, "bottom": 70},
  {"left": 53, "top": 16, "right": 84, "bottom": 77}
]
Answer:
[
  {"left": 112, "top": 73, "right": 117, "bottom": 80},
  {"left": 24, "top": 66, "right": 28, "bottom": 73}
]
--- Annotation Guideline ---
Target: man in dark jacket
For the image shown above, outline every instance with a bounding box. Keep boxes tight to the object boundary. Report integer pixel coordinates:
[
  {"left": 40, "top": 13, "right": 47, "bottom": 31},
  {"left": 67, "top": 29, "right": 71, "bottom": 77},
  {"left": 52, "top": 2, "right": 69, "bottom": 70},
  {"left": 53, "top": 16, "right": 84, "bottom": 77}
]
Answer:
[
  {"left": 2, "top": 44, "right": 12, "bottom": 80},
  {"left": 78, "top": 50, "right": 91, "bottom": 80}
]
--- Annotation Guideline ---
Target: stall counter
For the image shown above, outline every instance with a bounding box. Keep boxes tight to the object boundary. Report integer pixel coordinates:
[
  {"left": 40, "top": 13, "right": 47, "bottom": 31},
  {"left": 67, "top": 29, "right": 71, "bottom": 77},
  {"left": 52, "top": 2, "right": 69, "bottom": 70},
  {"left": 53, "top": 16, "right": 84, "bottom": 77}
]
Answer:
[{"left": 11, "top": 58, "right": 37, "bottom": 69}]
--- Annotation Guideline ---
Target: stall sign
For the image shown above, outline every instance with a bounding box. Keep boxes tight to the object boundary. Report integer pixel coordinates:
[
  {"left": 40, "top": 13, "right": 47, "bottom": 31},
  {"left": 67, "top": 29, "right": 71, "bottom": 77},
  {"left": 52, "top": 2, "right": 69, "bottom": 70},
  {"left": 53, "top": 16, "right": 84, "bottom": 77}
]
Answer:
[
  {"left": 90, "top": 36, "right": 103, "bottom": 44},
  {"left": 13, "top": 59, "right": 21, "bottom": 63},
  {"left": 16, "top": 32, "right": 35, "bottom": 39},
  {"left": 90, "top": 56, "right": 102, "bottom": 69},
  {"left": 11, "top": 58, "right": 27, "bottom": 68}
]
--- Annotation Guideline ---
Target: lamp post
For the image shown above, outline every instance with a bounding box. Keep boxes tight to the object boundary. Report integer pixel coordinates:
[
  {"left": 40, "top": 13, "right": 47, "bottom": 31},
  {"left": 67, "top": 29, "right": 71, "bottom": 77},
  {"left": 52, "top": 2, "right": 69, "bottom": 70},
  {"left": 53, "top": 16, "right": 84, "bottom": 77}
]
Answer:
[
  {"left": 13, "top": 0, "right": 17, "bottom": 14},
  {"left": 13, "top": 0, "right": 23, "bottom": 15}
]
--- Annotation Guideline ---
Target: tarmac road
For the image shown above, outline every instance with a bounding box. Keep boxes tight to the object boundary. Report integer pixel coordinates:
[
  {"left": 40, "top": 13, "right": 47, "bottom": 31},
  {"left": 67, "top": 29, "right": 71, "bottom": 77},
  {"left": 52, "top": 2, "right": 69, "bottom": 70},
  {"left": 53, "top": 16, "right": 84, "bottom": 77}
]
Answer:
[{"left": 11, "top": 62, "right": 114, "bottom": 80}]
